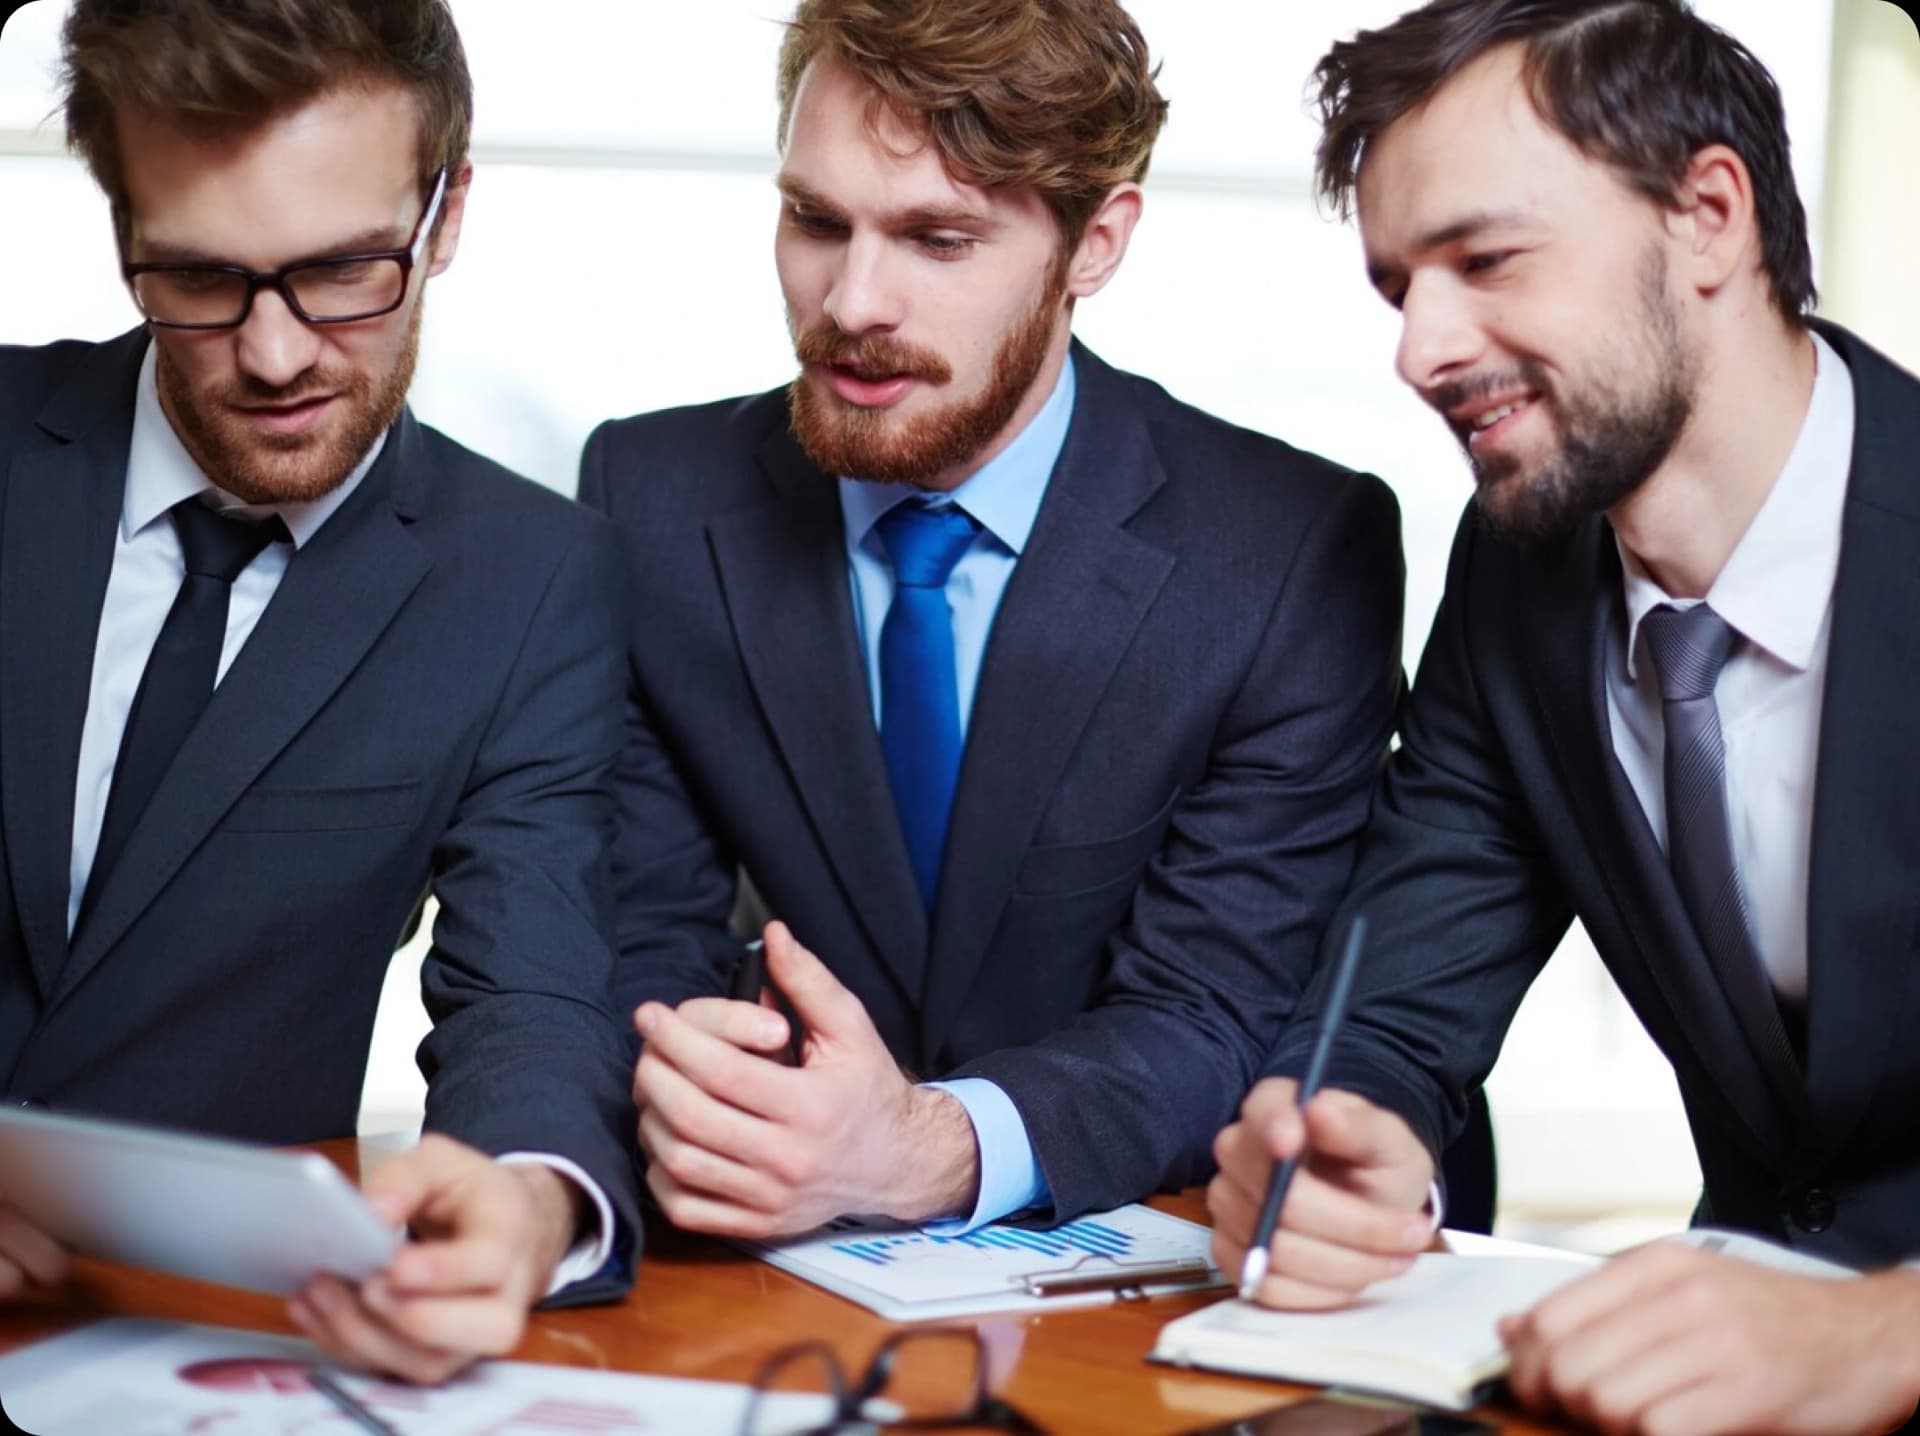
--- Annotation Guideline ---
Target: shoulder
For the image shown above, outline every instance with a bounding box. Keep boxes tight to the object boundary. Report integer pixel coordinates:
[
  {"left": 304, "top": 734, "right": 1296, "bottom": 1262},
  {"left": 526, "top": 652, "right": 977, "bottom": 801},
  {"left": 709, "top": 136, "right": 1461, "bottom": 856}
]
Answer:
[
  {"left": 577, "top": 388, "right": 789, "bottom": 519},
  {"left": 0, "top": 337, "right": 119, "bottom": 433},
  {"left": 407, "top": 417, "right": 614, "bottom": 568}
]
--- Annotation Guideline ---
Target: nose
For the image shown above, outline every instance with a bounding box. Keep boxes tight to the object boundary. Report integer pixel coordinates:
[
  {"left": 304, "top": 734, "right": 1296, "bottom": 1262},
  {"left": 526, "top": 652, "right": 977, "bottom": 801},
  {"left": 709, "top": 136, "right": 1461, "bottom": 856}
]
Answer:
[
  {"left": 822, "top": 234, "right": 905, "bottom": 335},
  {"left": 1394, "top": 273, "right": 1485, "bottom": 393},
  {"left": 234, "top": 286, "right": 323, "bottom": 390}
]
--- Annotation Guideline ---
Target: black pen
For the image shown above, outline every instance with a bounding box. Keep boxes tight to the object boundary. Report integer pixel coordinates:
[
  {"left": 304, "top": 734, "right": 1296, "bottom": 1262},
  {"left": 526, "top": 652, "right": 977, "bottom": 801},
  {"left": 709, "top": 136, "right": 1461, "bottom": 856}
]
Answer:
[
  {"left": 307, "top": 1366, "right": 401, "bottom": 1436},
  {"left": 730, "top": 938, "right": 804, "bottom": 1065},
  {"left": 1238, "top": 915, "right": 1368, "bottom": 1300}
]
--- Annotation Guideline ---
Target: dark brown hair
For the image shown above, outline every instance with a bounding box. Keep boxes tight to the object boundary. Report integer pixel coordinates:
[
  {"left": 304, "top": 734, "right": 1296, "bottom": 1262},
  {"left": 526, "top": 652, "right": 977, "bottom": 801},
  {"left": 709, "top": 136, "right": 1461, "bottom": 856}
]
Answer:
[
  {"left": 776, "top": 0, "right": 1169, "bottom": 248},
  {"left": 62, "top": 0, "right": 471, "bottom": 231},
  {"left": 1312, "top": 0, "right": 1815, "bottom": 319}
]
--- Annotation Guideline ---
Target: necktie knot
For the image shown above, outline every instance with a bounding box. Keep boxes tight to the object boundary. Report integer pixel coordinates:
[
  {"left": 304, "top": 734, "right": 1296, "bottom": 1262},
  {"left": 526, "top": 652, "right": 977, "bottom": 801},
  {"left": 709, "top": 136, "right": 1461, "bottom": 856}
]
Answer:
[
  {"left": 172, "top": 498, "right": 287, "bottom": 583},
  {"left": 875, "top": 499, "right": 978, "bottom": 590},
  {"left": 1642, "top": 602, "right": 1740, "bottom": 704}
]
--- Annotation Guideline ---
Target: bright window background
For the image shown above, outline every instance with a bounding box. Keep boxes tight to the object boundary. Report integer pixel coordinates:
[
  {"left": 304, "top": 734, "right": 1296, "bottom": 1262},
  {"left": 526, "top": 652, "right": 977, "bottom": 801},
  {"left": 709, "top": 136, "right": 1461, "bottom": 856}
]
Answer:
[{"left": 4, "top": 0, "right": 1901, "bottom": 1228}]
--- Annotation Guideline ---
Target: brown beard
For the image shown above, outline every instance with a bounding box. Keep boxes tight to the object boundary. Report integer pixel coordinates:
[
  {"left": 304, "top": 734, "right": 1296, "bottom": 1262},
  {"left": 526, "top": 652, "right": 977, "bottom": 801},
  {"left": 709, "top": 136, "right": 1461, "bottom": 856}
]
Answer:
[
  {"left": 787, "top": 267, "right": 1067, "bottom": 487},
  {"left": 156, "top": 300, "right": 422, "bottom": 505}
]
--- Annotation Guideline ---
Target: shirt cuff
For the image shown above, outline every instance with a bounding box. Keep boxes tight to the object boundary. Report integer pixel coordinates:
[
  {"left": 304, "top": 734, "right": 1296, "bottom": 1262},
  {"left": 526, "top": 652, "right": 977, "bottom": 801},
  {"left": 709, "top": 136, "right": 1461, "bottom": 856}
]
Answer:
[
  {"left": 917, "top": 1078, "right": 1050, "bottom": 1233},
  {"left": 497, "top": 1151, "right": 615, "bottom": 1298}
]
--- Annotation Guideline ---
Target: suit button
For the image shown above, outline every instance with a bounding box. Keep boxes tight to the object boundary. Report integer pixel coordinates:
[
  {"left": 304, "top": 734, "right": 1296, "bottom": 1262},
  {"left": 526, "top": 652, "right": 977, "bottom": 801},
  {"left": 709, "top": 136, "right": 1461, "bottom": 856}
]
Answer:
[{"left": 1789, "top": 1187, "right": 1836, "bottom": 1233}]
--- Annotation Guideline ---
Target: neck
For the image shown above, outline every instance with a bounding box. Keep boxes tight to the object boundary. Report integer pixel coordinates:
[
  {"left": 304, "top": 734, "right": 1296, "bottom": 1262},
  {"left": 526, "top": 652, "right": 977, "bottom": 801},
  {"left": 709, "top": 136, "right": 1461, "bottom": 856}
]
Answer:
[{"left": 1609, "top": 316, "right": 1817, "bottom": 599}]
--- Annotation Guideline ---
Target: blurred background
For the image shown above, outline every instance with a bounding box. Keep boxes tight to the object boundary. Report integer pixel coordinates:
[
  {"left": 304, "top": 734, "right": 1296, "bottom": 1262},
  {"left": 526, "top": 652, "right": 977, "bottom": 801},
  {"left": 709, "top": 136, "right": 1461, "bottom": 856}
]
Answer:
[{"left": 2, "top": 0, "right": 1915, "bottom": 1243}]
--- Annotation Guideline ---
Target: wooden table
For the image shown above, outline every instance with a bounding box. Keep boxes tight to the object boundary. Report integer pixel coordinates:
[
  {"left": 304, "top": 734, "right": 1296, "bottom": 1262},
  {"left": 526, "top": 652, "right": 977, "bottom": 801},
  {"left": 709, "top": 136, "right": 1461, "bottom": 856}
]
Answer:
[{"left": 0, "top": 1135, "right": 1559, "bottom": 1434}]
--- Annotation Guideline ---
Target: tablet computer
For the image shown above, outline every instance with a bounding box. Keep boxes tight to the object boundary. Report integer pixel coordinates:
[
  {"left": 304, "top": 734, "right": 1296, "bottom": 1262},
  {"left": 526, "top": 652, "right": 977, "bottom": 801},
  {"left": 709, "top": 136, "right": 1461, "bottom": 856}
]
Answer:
[{"left": 0, "top": 1106, "right": 401, "bottom": 1295}]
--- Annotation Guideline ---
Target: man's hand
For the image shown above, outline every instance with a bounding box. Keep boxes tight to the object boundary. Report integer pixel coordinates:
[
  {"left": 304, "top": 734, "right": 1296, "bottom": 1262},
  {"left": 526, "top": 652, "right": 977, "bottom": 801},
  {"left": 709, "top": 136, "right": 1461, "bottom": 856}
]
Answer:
[
  {"left": 0, "top": 1199, "right": 68, "bottom": 1300},
  {"left": 1499, "top": 1242, "right": 1920, "bottom": 1436},
  {"left": 1207, "top": 1077, "right": 1435, "bottom": 1309},
  {"left": 633, "top": 920, "right": 979, "bottom": 1238},
  {"left": 288, "top": 1134, "right": 582, "bottom": 1385}
]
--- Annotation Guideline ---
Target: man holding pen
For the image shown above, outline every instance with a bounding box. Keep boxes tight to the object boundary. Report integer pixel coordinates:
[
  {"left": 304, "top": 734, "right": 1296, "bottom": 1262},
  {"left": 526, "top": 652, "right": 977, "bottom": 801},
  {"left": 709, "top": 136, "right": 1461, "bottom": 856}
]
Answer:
[{"left": 1212, "top": 2, "right": 1920, "bottom": 1432}]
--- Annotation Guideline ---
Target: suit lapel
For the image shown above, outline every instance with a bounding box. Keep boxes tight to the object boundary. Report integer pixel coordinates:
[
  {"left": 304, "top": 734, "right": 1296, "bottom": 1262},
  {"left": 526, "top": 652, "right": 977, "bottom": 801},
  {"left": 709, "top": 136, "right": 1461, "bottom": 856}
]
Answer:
[
  {"left": 1520, "top": 519, "right": 1799, "bottom": 1154},
  {"left": 708, "top": 424, "right": 928, "bottom": 1003},
  {"left": 1799, "top": 324, "right": 1920, "bottom": 1168},
  {"left": 0, "top": 334, "right": 144, "bottom": 994},
  {"left": 56, "top": 414, "right": 434, "bottom": 999},
  {"left": 920, "top": 350, "right": 1173, "bottom": 1058}
]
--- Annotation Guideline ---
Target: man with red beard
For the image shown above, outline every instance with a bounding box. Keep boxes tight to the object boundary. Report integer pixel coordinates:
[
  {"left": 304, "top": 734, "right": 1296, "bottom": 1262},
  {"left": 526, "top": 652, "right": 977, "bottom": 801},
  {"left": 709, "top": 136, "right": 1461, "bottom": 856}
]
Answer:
[
  {"left": 0, "top": 0, "right": 639, "bottom": 1384},
  {"left": 579, "top": 0, "right": 1492, "bottom": 1241},
  {"left": 1210, "top": 3, "right": 1920, "bottom": 1433}
]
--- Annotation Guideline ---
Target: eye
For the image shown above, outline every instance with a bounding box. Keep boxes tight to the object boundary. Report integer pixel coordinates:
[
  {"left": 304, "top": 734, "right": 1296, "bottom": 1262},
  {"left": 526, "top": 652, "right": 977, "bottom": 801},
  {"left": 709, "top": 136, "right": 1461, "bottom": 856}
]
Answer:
[
  {"left": 1462, "top": 250, "right": 1515, "bottom": 276},
  {"left": 787, "top": 207, "right": 846, "bottom": 238},
  {"left": 917, "top": 233, "right": 976, "bottom": 259}
]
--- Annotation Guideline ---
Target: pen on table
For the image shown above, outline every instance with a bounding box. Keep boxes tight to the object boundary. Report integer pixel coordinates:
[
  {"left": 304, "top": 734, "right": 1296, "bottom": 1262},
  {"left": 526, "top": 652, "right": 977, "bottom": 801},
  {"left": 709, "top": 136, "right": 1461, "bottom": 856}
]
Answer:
[
  {"left": 1237, "top": 914, "right": 1368, "bottom": 1301},
  {"left": 730, "top": 938, "right": 804, "bottom": 1065},
  {"left": 307, "top": 1366, "right": 401, "bottom": 1436}
]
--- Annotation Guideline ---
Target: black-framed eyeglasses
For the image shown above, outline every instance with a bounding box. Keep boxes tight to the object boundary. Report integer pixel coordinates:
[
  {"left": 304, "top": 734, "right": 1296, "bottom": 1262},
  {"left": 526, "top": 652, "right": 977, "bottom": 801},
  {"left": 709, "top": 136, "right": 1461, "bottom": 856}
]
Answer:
[
  {"left": 739, "top": 1328, "right": 1047, "bottom": 1436},
  {"left": 121, "top": 167, "right": 448, "bottom": 330}
]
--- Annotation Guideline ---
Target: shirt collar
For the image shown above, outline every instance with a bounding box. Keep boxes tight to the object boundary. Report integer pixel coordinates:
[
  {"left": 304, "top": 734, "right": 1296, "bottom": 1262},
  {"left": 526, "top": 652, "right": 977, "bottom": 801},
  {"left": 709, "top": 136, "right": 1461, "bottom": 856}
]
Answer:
[
  {"left": 1617, "top": 330, "right": 1854, "bottom": 679},
  {"left": 126, "top": 337, "right": 387, "bottom": 549},
  {"left": 838, "top": 352, "right": 1077, "bottom": 557}
]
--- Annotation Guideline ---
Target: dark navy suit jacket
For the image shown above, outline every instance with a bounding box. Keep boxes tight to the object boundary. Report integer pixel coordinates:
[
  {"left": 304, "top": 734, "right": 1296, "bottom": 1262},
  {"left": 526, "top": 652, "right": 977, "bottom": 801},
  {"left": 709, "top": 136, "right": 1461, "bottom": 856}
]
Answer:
[
  {"left": 579, "top": 342, "right": 1421, "bottom": 1221},
  {"left": 1265, "top": 322, "right": 1920, "bottom": 1270},
  {"left": 0, "top": 330, "right": 639, "bottom": 1302}
]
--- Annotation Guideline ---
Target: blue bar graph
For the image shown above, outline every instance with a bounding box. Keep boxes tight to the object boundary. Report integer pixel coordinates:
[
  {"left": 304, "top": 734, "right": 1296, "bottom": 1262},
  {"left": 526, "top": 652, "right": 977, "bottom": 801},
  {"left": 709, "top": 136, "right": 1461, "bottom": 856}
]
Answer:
[{"left": 828, "top": 1218, "right": 1140, "bottom": 1268}]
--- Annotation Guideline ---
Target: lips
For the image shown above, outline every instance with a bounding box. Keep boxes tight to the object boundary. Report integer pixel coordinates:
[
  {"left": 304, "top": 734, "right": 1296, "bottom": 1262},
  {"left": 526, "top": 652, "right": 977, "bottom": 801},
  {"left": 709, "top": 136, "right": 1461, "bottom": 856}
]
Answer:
[
  {"left": 1454, "top": 392, "right": 1540, "bottom": 453},
  {"left": 234, "top": 394, "right": 335, "bottom": 436},
  {"left": 822, "top": 364, "right": 917, "bottom": 409}
]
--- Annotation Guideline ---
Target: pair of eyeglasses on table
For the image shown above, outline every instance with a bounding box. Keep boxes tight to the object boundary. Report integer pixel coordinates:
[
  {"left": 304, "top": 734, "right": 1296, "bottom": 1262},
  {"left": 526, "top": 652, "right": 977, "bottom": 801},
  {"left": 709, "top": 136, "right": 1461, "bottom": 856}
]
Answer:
[{"left": 740, "top": 1326, "right": 1048, "bottom": 1435}]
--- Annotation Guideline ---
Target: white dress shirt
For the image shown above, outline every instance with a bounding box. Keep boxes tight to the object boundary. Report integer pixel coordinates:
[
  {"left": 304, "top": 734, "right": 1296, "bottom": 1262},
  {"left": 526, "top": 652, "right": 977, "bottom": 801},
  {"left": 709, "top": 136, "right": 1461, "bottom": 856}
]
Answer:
[
  {"left": 1606, "top": 331, "right": 1854, "bottom": 1001},
  {"left": 70, "top": 341, "right": 611, "bottom": 1292}
]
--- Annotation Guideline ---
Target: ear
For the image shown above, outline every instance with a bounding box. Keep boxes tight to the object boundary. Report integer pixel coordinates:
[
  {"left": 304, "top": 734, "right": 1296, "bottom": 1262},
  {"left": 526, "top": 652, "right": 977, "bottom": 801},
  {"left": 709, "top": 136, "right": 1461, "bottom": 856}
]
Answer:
[
  {"left": 426, "top": 160, "right": 475, "bottom": 277},
  {"left": 1668, "top": 144, "right": 1757, "bottom": 300},
  {"left": 1063, "top": 182, "right": 1144, "bottom": 300}
]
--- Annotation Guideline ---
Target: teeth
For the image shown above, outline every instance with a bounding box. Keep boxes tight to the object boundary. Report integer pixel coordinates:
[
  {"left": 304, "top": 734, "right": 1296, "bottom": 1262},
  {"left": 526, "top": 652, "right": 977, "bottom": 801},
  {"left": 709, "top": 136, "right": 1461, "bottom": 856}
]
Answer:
[{"left": 1473, "top": 401, "right": 1523, "bottom": 430}]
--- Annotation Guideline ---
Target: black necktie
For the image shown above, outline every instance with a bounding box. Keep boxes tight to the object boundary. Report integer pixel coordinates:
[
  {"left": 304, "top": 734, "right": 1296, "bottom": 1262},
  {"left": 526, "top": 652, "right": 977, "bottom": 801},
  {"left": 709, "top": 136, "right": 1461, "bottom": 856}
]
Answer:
[
  {"left": 1639, "top": 602, "right": 1796, "bottom": 1049},
  {"left": 79, "top": 499, "right": 289, "bottom": 926}
]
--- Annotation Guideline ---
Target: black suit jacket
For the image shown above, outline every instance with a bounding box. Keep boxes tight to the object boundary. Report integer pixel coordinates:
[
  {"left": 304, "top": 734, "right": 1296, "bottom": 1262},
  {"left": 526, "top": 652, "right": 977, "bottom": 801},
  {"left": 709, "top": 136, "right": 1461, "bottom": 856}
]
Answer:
[
  {"left": 579, "top": 342, "right": 1408, "bottom": 1220},
  {"left": 1266, "top": 322, "right": 1920, "bottom": 1268},
  {"left": 0, "top": 331, "right": 639, "bottom": 1301}
]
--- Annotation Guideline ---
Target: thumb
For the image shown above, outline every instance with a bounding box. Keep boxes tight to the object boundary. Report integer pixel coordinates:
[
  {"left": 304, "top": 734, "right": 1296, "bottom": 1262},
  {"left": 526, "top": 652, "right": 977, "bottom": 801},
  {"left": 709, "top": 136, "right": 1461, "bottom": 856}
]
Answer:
[{"left": 762, "top": 919, "right": 867, "bottom": 1047}]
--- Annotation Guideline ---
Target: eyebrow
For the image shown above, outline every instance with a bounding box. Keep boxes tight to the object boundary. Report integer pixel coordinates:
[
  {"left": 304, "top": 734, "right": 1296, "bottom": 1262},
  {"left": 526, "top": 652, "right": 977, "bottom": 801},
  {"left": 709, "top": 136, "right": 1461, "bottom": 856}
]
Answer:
[
  {"left": 129, "top": 226, "right": 410, "bottom": 267},
  {"left": 775, "top": 176, "right": 998, "bottom": 233},
  {"left": 1365, "top": 208, "right": 1534, "bottom": 289}
]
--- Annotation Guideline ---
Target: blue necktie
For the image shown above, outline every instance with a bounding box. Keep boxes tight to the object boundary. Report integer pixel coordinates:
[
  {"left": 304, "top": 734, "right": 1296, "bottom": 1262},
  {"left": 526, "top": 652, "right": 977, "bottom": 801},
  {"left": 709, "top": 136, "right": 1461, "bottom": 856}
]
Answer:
[{"left": 875, "top": 499, "right": 980, "bottom": 909}]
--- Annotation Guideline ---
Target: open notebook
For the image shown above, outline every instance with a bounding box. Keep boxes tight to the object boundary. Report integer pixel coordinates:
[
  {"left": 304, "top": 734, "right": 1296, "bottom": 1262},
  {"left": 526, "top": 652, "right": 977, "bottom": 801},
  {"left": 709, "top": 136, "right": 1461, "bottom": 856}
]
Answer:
[{"left": 1150, "top": 1251, "right": 1594, "bottom": 1411}]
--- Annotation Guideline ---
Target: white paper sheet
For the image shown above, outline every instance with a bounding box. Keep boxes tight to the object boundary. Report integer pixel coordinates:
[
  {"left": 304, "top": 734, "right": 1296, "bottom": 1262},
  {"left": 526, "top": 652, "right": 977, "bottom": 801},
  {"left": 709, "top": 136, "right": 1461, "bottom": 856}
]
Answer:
[
  {"left": 0, "top": 1319, "right": 837, "bottom": 1435},
  {"left": 747, "top": 1203, "right": 1223, "bottom": 1319}
]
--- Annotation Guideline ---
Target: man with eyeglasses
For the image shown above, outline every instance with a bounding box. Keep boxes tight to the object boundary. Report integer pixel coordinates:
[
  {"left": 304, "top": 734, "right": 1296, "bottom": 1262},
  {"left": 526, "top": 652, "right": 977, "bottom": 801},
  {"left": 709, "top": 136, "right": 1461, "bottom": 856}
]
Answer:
[{"left": 0, "top": 0, "right": 639, "bottom": 1383}]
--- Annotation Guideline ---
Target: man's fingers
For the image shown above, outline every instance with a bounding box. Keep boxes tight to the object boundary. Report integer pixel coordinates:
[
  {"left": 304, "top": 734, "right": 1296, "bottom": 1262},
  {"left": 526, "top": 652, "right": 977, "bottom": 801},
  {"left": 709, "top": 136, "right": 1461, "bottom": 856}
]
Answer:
[
  {"left": 644, "top": 1164, "right": 782, "bottom": 1241},
  {"left": 639, "top": 1106, "right": 787, "bottom": 1214},
  {"left": 1260, "top": 1163, "right": 1433, "bottom": 1257},
  {"left": 673, "top": 997, "right": 790, "bottom": 1053},
  {"left": 636, "top": 1046, "right": 784, "bottom": 1166},
  {"left": 291, "top": 1276, "right": 467, "bottom": 1386},
  {"left": 635, "top": 1007, "right": 797, "bottom": 1121},
  {"left": 360, "top": 1278, "right": 527, "bottom": 1360},
  {"left": 0, "top": 1203, "right": 70, "bottom": 1289},
  {"left": 1300, "top": 1089, "right": 1426, "bottom": 1170},
  {"left": 363, "top": 1133, "right": 467, "bottom": 1227},
  {"left": 383, "top": 1227, "right": 519, "bottom": 1298},
  {"left": 762, "top": 920, "right": 866, "bottom": 1043}
]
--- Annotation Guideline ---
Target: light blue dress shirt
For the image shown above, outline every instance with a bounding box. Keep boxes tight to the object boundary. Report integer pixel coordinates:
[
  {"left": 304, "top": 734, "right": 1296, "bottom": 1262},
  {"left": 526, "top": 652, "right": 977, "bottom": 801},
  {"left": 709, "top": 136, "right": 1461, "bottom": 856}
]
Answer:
[{"left": 836, "top": 354, "right": 1076, "bottom": 1230}]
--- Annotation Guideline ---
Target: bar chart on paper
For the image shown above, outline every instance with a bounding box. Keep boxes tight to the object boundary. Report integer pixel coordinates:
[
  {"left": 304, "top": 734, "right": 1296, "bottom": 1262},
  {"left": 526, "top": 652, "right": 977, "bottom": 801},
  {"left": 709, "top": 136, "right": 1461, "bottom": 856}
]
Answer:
[{"left": 746, "top": 1204, "right": 1222, "bottom": 1320}]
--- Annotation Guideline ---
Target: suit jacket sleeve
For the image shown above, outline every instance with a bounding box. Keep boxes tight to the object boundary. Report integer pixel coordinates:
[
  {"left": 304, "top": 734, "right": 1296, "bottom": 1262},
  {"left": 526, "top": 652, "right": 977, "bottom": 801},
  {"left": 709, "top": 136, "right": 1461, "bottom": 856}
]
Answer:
[
  {"left": 577, "top": 423, "right": 745, "bottom": 1021},
  {"left": 1263, "top": 507, "right": 1574, "bottom": 1166},
  {"left": 949, "top": 472, "right": 1410, "bottom": 1218},
  {"left": 412, "top": 512, "right": 642, "bottom": 1303}
]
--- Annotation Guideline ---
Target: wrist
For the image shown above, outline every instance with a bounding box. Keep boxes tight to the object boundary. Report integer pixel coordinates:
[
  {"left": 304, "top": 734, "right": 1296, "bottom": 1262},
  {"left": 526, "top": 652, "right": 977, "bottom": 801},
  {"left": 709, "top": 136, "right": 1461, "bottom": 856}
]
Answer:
[
  {"left": 878, "top": 1086, "right": 980, "bottom": 1223},
  {"left": 510, "top": 1164, "right": 586, "bottom": 1276}
]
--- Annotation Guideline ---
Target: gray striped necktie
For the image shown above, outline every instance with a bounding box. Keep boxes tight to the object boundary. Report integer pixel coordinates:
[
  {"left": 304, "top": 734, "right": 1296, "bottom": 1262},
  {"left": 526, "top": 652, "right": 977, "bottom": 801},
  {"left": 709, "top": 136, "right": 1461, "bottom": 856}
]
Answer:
[{"left": 1640, "top": 602, "right": 1771, "bottom": 1001}]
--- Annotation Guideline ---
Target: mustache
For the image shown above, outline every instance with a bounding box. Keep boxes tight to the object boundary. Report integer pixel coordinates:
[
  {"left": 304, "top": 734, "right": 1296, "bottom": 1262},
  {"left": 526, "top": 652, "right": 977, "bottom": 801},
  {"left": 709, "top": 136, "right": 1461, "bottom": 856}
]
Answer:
[
  {"left": 1422, "top": 359, "right": 1551, "bottom": 419},
  {"left": 216, "top": 369, "right": 363, "bottom": 408},
  {"left": 794, "top": 323, "right": 952, "bottom": 385}
]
